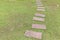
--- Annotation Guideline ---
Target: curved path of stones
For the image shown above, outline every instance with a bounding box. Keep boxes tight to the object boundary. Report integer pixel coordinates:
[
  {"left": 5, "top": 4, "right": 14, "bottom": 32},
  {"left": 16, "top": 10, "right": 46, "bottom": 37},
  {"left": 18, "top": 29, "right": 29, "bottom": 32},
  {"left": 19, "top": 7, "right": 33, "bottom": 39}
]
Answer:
[{"left": 24, "top": 0, "right": 46, "bottom": 39}]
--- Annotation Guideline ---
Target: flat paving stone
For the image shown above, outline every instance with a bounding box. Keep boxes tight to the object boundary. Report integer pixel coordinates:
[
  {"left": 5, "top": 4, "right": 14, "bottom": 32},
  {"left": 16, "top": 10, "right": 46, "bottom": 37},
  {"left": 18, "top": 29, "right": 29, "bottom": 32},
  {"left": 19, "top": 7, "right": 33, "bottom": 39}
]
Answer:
[
  {"left": 33, "top": 17, "right": 45, "bottom": 21},
  {"left": 36, "top": 1, "right": 42, "bottom": 4},
  {"left": 24, "top": 30, "right": 42, "bottom": 39},
  {"left": 36, "top": 3, "right": 43, "bottom": 5},
  {"left": 36, "top": 1, "right": 42, "bottom": 3},
  {"left": 32, "top": 24, "right": 46, "bottom": 29},
  {"left": 36, "top": 1, "right": 41, "bottom": 2},
  {"left": 36, "top": 2, "right": 43, "bottom": 5},
  {"left": 37, "top": 7, "right": 45, "bottom": 9},
  {"left": 37, "top": 8, "right": 45, "bottom": 11},
  {"left": 36, "top": 0, "right": 41, "bottom": 2},
  {"left": 37, "top": 5, "right": 43, "bottom": 7},
  {"left": 35, "top": 13, "right": 45, "bottom": 17},
  {"left": 36, "top": 3, "right": 42, "bottom": 5},
  {"left": 36, "top": 4, "right": 43, "bottom": 6}
]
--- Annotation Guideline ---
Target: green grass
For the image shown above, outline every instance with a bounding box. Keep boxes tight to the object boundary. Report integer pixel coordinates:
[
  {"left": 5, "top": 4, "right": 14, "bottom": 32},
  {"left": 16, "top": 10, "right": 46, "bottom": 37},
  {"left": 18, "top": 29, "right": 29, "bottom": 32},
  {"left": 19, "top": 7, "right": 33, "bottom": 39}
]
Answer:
[{"left": 0, "top": 0, "right": 60, "bottom": 40}]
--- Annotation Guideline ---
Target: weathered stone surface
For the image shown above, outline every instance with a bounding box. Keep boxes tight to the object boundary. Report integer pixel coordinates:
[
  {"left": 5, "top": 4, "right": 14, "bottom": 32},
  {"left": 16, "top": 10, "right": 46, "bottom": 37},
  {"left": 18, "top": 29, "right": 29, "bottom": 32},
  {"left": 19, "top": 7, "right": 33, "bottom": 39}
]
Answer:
[
  {"left": 33, "top": 17, "right": 45, "bottom": 21},
  {"left": 24, "top": 30, "right": 42, "bottom": 39},
  {"left": 32, "top": 24, "right": 46, "bottom": 29}
]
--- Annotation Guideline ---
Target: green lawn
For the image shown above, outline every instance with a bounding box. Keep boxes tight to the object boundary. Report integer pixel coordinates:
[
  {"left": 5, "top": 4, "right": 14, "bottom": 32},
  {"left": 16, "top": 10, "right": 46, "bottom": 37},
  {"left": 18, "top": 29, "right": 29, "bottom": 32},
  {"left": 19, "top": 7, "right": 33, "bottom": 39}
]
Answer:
[{"left": 0, "top": 0, "right": 60, "bottom": 40}]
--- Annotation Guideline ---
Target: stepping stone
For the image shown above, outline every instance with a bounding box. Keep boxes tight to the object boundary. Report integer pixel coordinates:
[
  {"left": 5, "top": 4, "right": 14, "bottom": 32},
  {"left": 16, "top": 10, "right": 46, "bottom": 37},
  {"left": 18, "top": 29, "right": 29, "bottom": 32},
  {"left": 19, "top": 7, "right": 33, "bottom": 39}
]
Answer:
[
  {"left": 36, "top": 3, "right": 43, "bottom": 5},
  {"left": 37, "top": 8, "right": 45, "bottom": 11},
  {"left": 32, "top": 24, "right": 46, "bottom": 29},
  {"left": 35, "top": 13, "right": 45, "bottom": 17},
  {"left": 36, "top": 1, "right": 42, "bottom": 3},
  {"left": 36, "top": 3, "right": 42, "bottom": 5},
  {"left": 36, "top": 0, "right": 41, "bottom": 2},
  {"left": 36, "top": 4, "right": 43, "bottom": 5},
  {"left": 37, "top": 5, "right": 43, "bottom": 7},
  {"left": 24, "top": 30, "right": 42, "bottom": 39},
  {"left": 37, "top": 7, "right": 45, "bottom": 9},
  {"left": 36, "top": 1, "right": 42, "bottom": 4},
  {"left": 33, "top": 17, "right": 45, "bottom": 21}
]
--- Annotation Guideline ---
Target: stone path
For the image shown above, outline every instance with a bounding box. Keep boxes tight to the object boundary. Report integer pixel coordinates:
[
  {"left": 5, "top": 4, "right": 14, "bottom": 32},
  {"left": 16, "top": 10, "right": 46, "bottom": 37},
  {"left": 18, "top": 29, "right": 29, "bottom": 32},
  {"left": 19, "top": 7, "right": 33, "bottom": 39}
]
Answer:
[
  {"left": 24, "top": 0, "right": 46, "bottom": 39},
  {"left": 36, "top": 0, "right": 45, "bottom": 11}
]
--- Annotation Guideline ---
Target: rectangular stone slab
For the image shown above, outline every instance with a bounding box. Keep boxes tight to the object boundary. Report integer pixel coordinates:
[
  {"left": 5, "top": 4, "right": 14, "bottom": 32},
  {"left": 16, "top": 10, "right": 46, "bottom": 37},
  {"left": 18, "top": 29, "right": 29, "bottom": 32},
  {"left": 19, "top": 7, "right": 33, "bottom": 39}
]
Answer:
[
  {"left": 33, "top": 17, "right": 45, "bottom": 21},
  {"left": 37, "top": 5, "right": 43, "bottom": 7},
  {"left": 37, "top": 8, "right": 45, "bottom": 11},
  {"left": 36, "top": 1, "right": 42, "bottom": 5},
  {"left": 32, "top": 24, "right": 46, "bottom": 29},
  {"left": 24, "top": 30, "right": 42, "bottom": 39},
  {"left": 36, "top": 2, "right": 42, "bottom": 4},
  {"left": 35, "top": 13, "right": 45, "bottom": 17},
  {"left": 36, "top": 0, "right": 41, "bottom": 2},
  {"left": 36, "top": 3, "right": 43, "bottom": 5},
  {"left": 37, "top": 7, "right": 45, "bottom": 9},
  {"left": 36, "top": 3, "right": 43, "bottom": 6}
]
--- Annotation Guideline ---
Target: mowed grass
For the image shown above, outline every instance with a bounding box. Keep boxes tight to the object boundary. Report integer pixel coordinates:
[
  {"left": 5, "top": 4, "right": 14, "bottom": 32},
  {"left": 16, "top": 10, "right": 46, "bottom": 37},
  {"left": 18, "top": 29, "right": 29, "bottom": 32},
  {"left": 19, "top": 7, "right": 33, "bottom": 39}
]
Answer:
[{"left": 0, "top": 0, "right": 60, "bottom": 40}]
